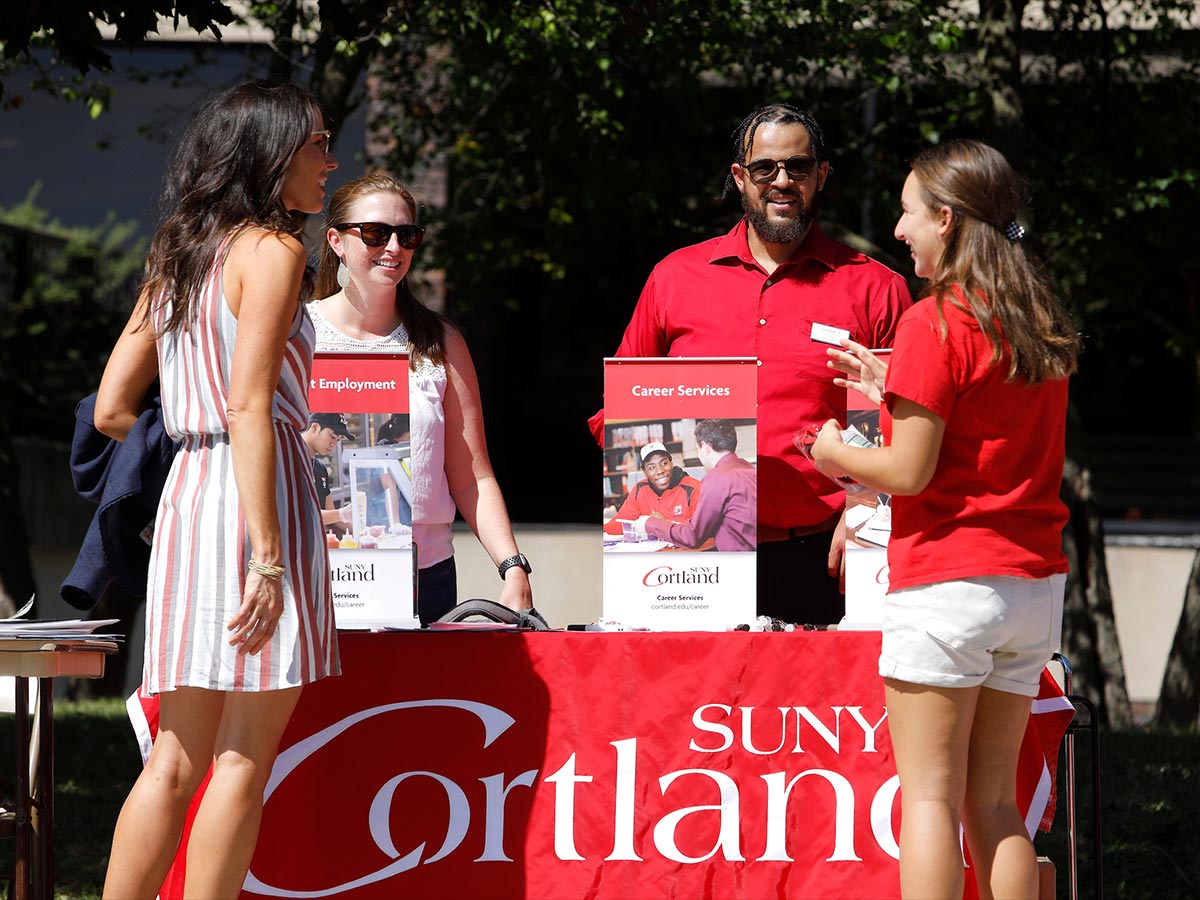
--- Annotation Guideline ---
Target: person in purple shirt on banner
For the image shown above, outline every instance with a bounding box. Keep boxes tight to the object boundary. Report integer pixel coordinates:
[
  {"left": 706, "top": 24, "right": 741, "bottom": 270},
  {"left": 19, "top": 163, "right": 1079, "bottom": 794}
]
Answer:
[{"left": 645, "top": 419, "right": 756, "bottom": 552}]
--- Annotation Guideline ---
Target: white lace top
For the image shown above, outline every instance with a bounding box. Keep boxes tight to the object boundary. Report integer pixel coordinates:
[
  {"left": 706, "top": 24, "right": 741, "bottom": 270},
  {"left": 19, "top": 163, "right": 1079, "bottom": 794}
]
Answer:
[{"left": 308, "top": 299, "right": 456, "bottom": 568}]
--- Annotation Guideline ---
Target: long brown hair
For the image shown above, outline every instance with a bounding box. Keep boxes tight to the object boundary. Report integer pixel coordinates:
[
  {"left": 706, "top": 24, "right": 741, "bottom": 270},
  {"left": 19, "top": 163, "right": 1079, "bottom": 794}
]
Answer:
[
  {"left": 911, "top": 139, "right": 1078, "bottom": 383},
  {"left": 315, "top": 173, "right": 448, "bottom": 369},
  {"left": 142, "top": 79, "right": 318, "bottom": 335}
]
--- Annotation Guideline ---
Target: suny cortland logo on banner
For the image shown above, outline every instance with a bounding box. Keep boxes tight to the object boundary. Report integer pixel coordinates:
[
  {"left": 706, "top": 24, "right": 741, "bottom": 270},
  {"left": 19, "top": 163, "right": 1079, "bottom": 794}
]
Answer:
[
  {"left": 641, "top": 565, "right": 720, "bottom": 587},
  {"left": 242, "top": 694, "right": 905, "bottom": 898}
]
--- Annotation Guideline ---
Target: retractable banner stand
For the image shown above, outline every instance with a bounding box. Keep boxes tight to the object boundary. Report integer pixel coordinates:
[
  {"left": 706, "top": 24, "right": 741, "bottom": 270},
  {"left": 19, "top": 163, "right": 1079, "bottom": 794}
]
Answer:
[
  {"left": 602, "top": 358, "right": 757, "bottom": 629},
  {"left": 839, "top": 350, "right": 892, "bottom": 630},
  {"left": 309, "top": 352, "right": 418, "bottom": 629}
]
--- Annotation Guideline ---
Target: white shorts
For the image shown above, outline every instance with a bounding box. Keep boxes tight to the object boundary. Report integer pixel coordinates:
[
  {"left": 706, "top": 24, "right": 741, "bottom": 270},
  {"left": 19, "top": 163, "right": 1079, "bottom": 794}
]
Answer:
[{"left": 879, "top": 573, "right": 1066, "bottom": 697}]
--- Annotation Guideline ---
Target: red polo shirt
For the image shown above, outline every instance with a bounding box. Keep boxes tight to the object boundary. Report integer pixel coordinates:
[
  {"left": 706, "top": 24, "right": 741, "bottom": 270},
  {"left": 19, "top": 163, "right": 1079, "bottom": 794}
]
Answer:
[
  {"left": 882, "top": 294, "right": 1070, "bottom": 590},
  {"left": 592, "top": 220, "right": 912, "bottom": 529}
]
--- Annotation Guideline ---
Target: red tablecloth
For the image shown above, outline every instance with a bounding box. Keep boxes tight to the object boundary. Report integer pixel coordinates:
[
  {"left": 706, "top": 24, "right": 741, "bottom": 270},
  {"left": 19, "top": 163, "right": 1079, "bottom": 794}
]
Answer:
[{"left": 129, "top": 630, "right": 1072, "bottom": 899}]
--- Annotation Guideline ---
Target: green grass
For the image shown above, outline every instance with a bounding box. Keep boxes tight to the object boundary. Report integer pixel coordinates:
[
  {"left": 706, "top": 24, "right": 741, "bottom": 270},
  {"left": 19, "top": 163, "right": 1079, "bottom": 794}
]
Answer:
[
  {"left": 51, "top": 699, "right": 143, "bottom": 900},
  {"left": 1036, "top": 728, "right": 1200, "bottom": 899},
  {"left": 0, "top": 700, "right": 1194, "bottom": 899},
  {"left": 0, "top": 698, "right": 141, "bottom": 899},
  {"left": 0, "top": 698, "right": 143, "bottom": 900}
]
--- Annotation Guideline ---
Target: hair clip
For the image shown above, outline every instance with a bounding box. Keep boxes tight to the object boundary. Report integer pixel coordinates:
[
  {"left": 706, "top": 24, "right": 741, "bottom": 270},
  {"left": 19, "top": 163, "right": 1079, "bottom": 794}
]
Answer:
[{"left": 1004, "top": 221, "right": 1026, "bottom": 242}]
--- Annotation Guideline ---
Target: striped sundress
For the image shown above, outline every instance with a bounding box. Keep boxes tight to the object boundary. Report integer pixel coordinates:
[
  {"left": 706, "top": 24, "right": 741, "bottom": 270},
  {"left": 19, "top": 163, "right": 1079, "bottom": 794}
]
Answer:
[{"left": 144, "top": 235, "right": 340, "bottom": 692}]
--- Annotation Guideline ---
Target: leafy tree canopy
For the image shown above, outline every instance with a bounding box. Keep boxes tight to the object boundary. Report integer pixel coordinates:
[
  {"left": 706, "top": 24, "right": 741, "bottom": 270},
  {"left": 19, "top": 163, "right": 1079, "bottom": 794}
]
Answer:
[{"left": 0, "top": 1, "right": 234, "bottom": 112}]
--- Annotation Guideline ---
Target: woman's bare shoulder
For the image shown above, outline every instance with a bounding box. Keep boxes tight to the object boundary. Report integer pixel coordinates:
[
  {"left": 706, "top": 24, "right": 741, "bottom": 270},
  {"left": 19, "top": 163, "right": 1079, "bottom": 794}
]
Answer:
[{"left": 226, "top": 226, "right": 306, "bottom": 272}]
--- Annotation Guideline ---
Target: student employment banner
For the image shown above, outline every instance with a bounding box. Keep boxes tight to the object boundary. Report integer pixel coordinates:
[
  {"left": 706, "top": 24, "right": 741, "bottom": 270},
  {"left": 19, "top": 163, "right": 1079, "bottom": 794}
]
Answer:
[
  {"left": 602, "top": 358, "right": 757, "bottom": 630},
  {"left": 310, "top": 352, "right": 416, "bottom": 629}
]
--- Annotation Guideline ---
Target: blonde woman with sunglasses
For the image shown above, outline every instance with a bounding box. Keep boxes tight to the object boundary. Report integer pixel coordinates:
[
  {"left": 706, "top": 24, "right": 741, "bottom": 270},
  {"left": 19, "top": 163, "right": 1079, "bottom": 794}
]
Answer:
[{"left": 312, "top": 173, "right": 533, "bottom": 624}]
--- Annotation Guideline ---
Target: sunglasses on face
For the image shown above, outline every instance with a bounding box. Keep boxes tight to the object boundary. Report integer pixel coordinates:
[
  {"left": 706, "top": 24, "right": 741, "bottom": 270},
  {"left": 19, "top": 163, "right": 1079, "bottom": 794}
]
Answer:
[
  {"left": 336, "top": 222, "right": 425, "bottom": 250},
  {"left": 743, "top": 155, "right": 820, "bottom": 185},
  {"left": 311, "top": 130, "right": 333, "bottom": 154}
]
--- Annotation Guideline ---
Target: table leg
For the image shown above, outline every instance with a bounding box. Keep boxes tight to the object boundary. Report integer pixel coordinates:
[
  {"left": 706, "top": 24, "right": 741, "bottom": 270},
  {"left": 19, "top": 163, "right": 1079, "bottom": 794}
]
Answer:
[
  {"left": 30, "top": 679, "right": 53, "bottom": 900},
  {"left": 13, "top": 676, "right": 30, "bottom": 900}
]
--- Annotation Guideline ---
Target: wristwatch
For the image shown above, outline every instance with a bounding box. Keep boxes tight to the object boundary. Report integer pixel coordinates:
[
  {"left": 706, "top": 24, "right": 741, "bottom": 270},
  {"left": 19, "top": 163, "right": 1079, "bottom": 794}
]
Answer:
[{"left": 497, "top": 553, "right": 532, "bottom": 581}]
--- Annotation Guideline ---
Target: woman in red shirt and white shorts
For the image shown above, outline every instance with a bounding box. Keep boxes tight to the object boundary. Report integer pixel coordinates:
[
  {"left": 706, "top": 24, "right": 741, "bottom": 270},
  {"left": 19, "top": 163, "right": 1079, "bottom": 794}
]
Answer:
[{"left": 812, "top": 139, "right": 1079, "bottom": 899}]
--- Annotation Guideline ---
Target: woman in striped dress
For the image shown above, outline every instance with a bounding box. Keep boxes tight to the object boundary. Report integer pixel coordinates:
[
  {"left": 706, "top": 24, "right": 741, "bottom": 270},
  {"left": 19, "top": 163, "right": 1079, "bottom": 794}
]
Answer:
[{"left": 94, "top": 79, "right": 340, "bottom": 899}]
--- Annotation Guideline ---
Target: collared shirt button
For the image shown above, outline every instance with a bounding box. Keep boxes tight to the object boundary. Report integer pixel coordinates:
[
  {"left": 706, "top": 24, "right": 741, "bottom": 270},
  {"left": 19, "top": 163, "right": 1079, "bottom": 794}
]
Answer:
[
  {"left": 756, "top": 359, "right": 763, "bottom": 367},
  {"left": 764, "top": 279, "right": 773, "bottom": 287},
  {"left": 758, "top": 318, "right": 767, "bottom": 326}
]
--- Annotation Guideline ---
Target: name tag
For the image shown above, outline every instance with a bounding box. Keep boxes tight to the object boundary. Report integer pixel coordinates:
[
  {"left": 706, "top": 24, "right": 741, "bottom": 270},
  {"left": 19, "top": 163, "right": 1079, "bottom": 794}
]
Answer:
[{"left": 810, "top": 322, "right": 851, "bottom": 345}]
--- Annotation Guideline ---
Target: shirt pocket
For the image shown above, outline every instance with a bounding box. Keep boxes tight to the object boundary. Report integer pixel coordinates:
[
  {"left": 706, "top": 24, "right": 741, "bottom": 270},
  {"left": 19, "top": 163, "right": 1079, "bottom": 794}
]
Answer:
[{"left": 793, "top": 317, "right": 857, "bottom": 382}]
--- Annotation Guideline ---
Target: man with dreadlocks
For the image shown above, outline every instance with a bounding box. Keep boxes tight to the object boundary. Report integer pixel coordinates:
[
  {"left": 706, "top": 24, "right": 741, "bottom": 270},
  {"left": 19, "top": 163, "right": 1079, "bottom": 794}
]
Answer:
[{"left": 590, "top": 103, "right": 911, "bottom": 625}]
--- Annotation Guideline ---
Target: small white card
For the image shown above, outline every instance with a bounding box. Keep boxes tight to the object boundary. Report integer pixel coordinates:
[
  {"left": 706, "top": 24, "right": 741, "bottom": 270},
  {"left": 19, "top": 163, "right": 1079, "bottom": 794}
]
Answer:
[{"left": 810, "top": 322, "right": 851, "bottom": 345}]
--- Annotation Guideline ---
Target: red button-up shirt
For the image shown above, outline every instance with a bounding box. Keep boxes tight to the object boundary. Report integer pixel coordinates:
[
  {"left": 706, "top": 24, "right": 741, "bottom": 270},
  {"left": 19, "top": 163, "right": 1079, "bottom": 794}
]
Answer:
[
  {"left": 592, "top": 220, "right": 912, "bottom": 529},
  {"left": 645, "top": 452, "right": 758, "bottom": 552}
]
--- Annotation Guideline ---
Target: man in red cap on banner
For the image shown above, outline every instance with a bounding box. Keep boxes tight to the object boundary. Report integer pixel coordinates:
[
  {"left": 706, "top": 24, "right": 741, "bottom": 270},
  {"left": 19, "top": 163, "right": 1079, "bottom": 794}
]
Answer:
[{"left": 604, "top": 441, "right": 702, "bottom": 535}]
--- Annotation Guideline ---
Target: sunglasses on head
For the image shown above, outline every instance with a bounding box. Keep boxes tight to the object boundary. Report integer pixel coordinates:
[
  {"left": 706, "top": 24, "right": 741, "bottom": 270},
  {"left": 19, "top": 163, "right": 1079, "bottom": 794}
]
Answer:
[
  {"left": 743, "top": 155, "right": 820, "bottom": 185},
  {"left": 336, "top": 222, "right": 425, "bottom": 250}
]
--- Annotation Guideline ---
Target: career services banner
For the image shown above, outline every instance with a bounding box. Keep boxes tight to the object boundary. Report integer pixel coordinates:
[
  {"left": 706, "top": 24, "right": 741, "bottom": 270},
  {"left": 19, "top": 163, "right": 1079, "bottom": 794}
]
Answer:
[
  {"left": 310, "top": 352, "right": 417, "bottom": 629},
  {"left": 602, "top": 358, "right": 757, "bottom": 630},
  {"left": 131, "top": 631, "right": 1073, "bottom": 900}
]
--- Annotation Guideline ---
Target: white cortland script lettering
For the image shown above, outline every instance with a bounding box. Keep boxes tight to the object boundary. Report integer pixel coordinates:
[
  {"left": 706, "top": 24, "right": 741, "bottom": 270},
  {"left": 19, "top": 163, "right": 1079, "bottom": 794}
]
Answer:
[
  {"left": 243, "top": 699, "right": 515, "bottom": 898},
  {"left": 545, "top": 753, "right": 593, "bottom": 861},
  {"left": 760, "top": 770, "right": 861, "bottom": 862},
  {"left": 477, "top": 771, "right": 539, "bottom": 862},
  {"left": 607, "top": 738, "right": 643, "bottom": 861},
  {"left": 654, "top": 769, "right": 745, "bottom": 863},
  {"left": 869, "top": 775, "right": 901, "bottom": 859}
]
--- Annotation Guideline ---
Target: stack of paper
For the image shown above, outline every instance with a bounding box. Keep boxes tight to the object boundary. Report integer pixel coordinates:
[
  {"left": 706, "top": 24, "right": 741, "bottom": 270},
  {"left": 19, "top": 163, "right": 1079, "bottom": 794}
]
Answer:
[
  {"left": 0, "top": 596, "right": 123, "bottom": 647},
  {"left": 0, "top": 617, "right": 123, "bottom": 642}
]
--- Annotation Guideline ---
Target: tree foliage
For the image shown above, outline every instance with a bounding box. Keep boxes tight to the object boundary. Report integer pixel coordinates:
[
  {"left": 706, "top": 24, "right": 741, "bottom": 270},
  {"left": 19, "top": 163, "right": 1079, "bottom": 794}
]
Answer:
[
  {"left": 0, "top": 0, "right": 235, "bottom": 113},
  {"left": 0, "top": 189, "right": 146, "bottom": 617},
  {"left": 0, "top": 185, "right": 147, "bottom": 436}
]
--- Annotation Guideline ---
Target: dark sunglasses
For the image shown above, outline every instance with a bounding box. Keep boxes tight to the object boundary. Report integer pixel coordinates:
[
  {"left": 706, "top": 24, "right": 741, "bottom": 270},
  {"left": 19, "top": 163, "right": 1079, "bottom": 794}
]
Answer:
[
  {"left": 336, "top": 222, "right": 425, "bottom": 250},
  {"left": 743, "top": 155, "right": 820, "bottom": 185}
]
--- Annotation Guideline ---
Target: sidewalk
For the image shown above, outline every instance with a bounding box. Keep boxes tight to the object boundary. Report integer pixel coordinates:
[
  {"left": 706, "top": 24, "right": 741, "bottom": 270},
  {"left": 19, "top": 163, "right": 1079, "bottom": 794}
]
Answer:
[{"left": 27, "top": 522, "right": 1197, "bottom": 713}]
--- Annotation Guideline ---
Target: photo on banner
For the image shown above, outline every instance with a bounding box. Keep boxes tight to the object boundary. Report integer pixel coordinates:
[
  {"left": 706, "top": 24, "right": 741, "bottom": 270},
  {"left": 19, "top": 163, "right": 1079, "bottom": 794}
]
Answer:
[
  {"left": 309, "top": 352, "right": 418, "bottom": 629},
  {"left": 602, "top": 357, "right": 757, "bottom": 630}
]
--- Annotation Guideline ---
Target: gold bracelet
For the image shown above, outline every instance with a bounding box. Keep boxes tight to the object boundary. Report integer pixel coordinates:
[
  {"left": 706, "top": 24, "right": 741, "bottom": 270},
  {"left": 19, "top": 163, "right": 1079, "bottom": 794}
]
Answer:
[{"left": 248, "top": 558, "right": 286, "bottom": 580}]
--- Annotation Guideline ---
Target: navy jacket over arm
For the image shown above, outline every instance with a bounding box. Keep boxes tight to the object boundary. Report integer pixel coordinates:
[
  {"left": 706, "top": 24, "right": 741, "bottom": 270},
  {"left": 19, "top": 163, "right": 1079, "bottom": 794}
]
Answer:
[{"left": 60, "top": 390, "right": 178, "bottom": 610}]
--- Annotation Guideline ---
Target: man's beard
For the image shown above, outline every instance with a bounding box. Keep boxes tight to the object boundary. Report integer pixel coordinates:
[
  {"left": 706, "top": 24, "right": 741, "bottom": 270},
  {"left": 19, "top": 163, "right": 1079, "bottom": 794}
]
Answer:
[{"left": 742, "top": 189, "right": 817, "bottom": 244}]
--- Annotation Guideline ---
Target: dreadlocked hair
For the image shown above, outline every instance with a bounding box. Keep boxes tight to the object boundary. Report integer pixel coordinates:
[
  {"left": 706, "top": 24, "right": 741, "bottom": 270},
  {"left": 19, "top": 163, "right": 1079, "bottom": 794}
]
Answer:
[
  {"left": 911, "top": 139, "right": 1079, "bottom": 384},
  {"left": 721, "top": 103, "right": 829, "bottom": 199},
  {"left": 315, "top": 172, "right": 449, "bottom": 370},
  {"left": 141, "top": 79, "right": 318, "bottom": 336}
]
